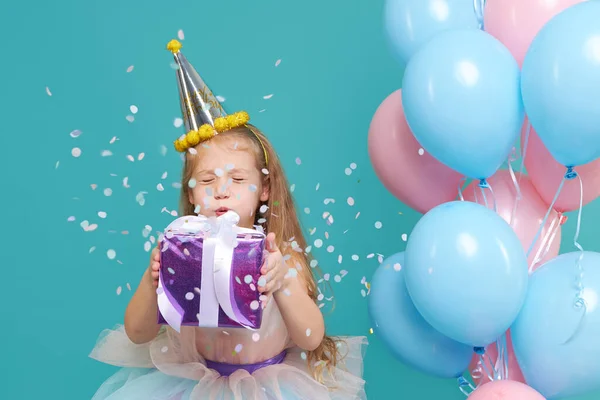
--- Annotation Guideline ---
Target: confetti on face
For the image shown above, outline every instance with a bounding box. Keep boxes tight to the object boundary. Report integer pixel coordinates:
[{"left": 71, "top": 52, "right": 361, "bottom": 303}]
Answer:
[
  {"left": 252, "top": 333, "right": 260, "bottom": 342},
  {"left": 107, "top": 249, "right": 116, "bottom": 260},
  {"left": 71, "top": 147, "right": 82, "bottom": 158},
  {"left": 188, "top": 178, "right": 197, "bottom": 188},
  {"left": 249, "top": 184, "right": 257, "bottom": 192},
  {"left": 306, "top": 328, "right": 311, "bottom": 337}
]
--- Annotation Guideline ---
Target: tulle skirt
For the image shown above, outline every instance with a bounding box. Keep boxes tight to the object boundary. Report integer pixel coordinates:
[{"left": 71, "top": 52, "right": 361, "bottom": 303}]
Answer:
[{"left": 89, "top": 325, "right": 368, "bottom": 400}]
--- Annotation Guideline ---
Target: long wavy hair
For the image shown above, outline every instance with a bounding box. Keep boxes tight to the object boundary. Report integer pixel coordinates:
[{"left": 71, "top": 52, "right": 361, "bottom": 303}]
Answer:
[{"left": 177, "top": 123, "right": 344, "bottom": 384}]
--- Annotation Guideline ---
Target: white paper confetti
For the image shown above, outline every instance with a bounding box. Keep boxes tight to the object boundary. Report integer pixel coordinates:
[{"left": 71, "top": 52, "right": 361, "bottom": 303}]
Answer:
[
  {"left": 263, "top": 94, "right": 273, "bottom": 100},
  {"left": 275, "top": 59, "right": 282, "bottom": 67},
  {"left": 402, "top": 233, "right": 408, "bottom": 241},
  {"left": 178, "top": 29, "right": 185, "bottom": 40},
  {"left": 107, "top": 249, "right": 116, "bottom": 260},
  {"left": 71, "top": 148, "right": 82, "bottom": 158},
  {"left": 375, "top": 221, "right": 383, "bottom": 229},
  {"left": 70, "top": 130, "right": 82, "bottom": 138},
  {"left": 46, "top": 87, "right": 52, "bottom": 96},
  {"left": 130, "top": 105, "right": 138, "bottom": 114},
  {"left": 127, "top": 65, "right": 134, "bottom": 73}
]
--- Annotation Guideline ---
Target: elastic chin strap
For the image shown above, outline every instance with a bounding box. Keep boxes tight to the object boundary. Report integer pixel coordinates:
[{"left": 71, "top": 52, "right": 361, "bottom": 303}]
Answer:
[{"left": 246, "top": 124, "right": 269, "bottom": 166}]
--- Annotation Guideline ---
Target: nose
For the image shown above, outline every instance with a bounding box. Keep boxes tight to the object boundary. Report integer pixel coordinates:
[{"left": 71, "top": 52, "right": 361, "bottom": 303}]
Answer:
[{"left": 213, "top": 179, "right": 231, "bottom": 200}]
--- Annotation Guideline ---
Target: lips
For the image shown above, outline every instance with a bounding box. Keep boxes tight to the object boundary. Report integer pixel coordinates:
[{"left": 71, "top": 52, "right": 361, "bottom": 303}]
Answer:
[{"left": 215, "top": 207, "right": 229, "bottom": 216}]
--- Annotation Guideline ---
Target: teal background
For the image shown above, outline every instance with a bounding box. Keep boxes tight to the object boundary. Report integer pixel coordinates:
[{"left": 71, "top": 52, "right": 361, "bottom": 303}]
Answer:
[{"left": 2, "top": 0, "right": 599, "bottom": 399}]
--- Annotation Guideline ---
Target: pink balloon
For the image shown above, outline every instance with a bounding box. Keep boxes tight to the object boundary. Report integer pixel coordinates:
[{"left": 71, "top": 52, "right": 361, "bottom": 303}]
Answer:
[
  {"left": 463, "top": 170, "right": 562, "bottom": 271},
  {"left": 484, "top": 0, "right": 587, "bottom": 67},
  {"left": 468, "top": 330, "right": 525, "bottom": 386},
  {"left": 468, "top": 380, "right": 546, "bottom": 399},
  {"left": 524, "top": 127, "right": 600, "bottom": 212},
  {"left": 367, "top": 90, "right": 463, "bottom": 214}
]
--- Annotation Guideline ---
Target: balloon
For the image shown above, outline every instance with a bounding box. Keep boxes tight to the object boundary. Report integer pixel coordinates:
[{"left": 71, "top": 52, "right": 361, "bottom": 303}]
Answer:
[
  {"left": 524, "top": 127, "right": 600, "bottom": 213},
  {"left": 512, "top": 251, "right": 600, "bottom": 399},
  {"left": 402, "top": 29, "right": 524, "bottom": 180},
  {"left": 521, "top": 1, "right": 600, "bottom": 167},
  {"left": 405, "top": 201, "right": 528, "bottom": 347},
  {"left": 367, "top": 90, "right": 463, "bottom": 214},
  {"left": 468, "top": 330, "right": 525, "bottom": 386},
  {"left": 463, "top": 170, "right": 562, "bottom": 271},
  {"left": 468, "top": 381, "right": 545, "bottom": 400},
  {"left": 484, "top": 0, "right": 587, "bottom": 67},
  {"left": 383, "top": 0, "right": 480, "bottom": 65},
  {"left": 367, "top": 252, "right": 473, "bottom": 378}
]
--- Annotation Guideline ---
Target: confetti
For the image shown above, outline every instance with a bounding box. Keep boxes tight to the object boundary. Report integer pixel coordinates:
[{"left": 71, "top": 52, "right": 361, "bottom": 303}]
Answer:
[
  {"left": 46, "top": 86, "right": 52, "bottom": 96},
  {"left": 290, "top": 184, "right": 295, "bottom": 192},
  {"left": 216, "top": 95, "right": 226, "bottom": 102},
  {"left": 116, "top": 286, "right": 122, "bottom": 295},
  {"left": 374, "top": 221, "right": 383, "bottom": 229},
  {"left": 295, "top": 157, "right": 301, "bottom": 165},
  {"left": 347, "top": 197, "right": 355, "bottom": 206},
  {"left": 252, "top": 333, "right": 260, "bottom": 342},
  {"left": 344, "top": 168, "right": 352, "bottom": 176},
  {"left": 306, "top": 328, "right": 311, "bottom": 336},
  {"left": 177, "top": 29, "right": 185, "bottom": 40},
  {"left": 98, "top": 211, "right": 107, "bottom": 218},
  {"left": 261, "top": 168, "right": 269, "bottom": 175},
  {"left": 123, "top": 177, "right": 130, "bottom": 188},
  {"left": 244, "top": 275, "right": 253, "bottom": 284},
  {"left": 188, "top": 179, "right": 196, "bottom": 188},
  {"left": 70, "top": 130, "right": 82, "bottom": 138},
  {"left": 101, "top": 150, "right": 113, "bottom": 157},
  {"left": 334, "top": 275, "right": 342, "bottom": 283},
  {"left": 126, "top": 115, "right": 135, "bottom": 122},
  {"left": 263, "top": 94, "right": 273, "bottom": 99},
  {"left": 161, "top": 346, "right": 169, "bottom": 353},
  {"left": 130, "top": 105, "right": 138, "bottom": 114},
  {"left": 257, "top": 276, "right": 267, "bottom": 287},
  {"left": 215, "top": 168, "right": 224, "bottom": 177},
  {"left": 250, "top": 300, "right": 260, "bottom": 310},
  {"left": 89, "top": 246, "right": 96, "bottom": 253},
  {"left": 107, "top": 249, "right": 116, "bottom": 260},
  {"left": 234, "top": 344, "right": 243, "bottom": 353},
  {"left": 352, "top": 254, "right": 359, "bottom": 261},
  {"left": 275, "top": 59, "right": 282, "bottom": 67},
  {"left": 327, "top": 245, "right": 334, "bottom": 253},
  {"left": 55, "top": 161, "right": 60, "bottom": 169},
  {"left": 137, "top": 152, "right": 145, "bottom": 161},
  {"left": 350, "top": 162, "right": 357, "bottom": 170},
  {"left": 104, "top": 188, "right": 113, "bottom": 196},
  {"left": 259, "top": 204, "right": 269, "bottom": 213},
  {"left": 393, "top": 263, "right": 402, "bottom": 271},
  {"left": 314, "top": 239, "right": 323, "bottom": 248},
  {"left": 185, "top": 292, "right": 194, "bottom": 300},
  {"left": 71, "top": 147, "right": 82, "bottom": 158},
  {"left": 304, "top": 208, "right": 310, "bottom": 214},
  {"left": 249, "top": 184, "right": 257, "bottom": 192},
  {"left": 160, "top": 145, "right": 168, "bottom": 156},
  {"left": 402, "top": 233, "right": 408, "bottom": 241},
  {"left": 127, "top": 65, "right": 134, "bottom": 73}
]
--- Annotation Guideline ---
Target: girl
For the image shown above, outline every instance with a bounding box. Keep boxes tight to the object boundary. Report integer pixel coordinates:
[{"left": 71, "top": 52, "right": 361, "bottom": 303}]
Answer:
[{"left": 88, "top": 40, "right": 368, "bottom": 399}]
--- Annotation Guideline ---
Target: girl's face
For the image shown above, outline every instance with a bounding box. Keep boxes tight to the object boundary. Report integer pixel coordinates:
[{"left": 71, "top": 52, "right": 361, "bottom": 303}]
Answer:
[{"left": 187, "top": 137, "right": 269, "bottom": 229}]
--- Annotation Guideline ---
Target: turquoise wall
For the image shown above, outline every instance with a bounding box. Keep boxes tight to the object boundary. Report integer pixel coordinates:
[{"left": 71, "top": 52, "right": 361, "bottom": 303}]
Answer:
[{"left": 2, "top": 0, "right": 598, "bottom": 398}]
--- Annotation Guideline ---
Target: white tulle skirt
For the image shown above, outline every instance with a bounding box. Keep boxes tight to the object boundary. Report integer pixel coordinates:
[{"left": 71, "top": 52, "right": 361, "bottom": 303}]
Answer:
[{"left": 89, "top": 325, "right": 368, "bottom": 400}]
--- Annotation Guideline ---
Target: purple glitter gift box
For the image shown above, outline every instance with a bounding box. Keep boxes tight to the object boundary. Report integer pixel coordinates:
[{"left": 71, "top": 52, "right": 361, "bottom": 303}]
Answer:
[{"left": 156, "top": 212, "right": 266, "bottom": 332}]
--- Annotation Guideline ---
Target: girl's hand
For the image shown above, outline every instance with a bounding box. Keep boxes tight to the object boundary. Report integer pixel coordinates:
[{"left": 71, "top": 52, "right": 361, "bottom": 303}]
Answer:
[
  {"left": 258, "top": 233, "right": 287, "bottom": 307},
  {"left": 148, "top": 246, "right": 161, "bottom": 288}
]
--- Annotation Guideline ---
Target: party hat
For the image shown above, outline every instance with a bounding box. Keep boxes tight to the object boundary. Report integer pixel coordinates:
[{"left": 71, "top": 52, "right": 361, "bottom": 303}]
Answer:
[{"left": 166, "top": 39, "right": 251, "bottom": 152}]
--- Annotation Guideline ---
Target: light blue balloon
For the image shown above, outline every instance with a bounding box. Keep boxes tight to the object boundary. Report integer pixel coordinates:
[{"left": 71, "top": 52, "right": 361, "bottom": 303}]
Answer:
[
  {"left": 512, "top": 251, "right": 600, "bottom": 399},
  {"left": 401, "top": 29, "right": 524, "bottom": 180},
  {"left": 367, "top": 252, "right": 473, "bottom": 378},
  {"left": 521, "top": 2, "right": 600, "bottom": 167},
  {"left": 384, "top": 0, "right": 481, "bottom": 65},
  {"left": 405, "top": 201, "right": 528, "bottom": 347}
]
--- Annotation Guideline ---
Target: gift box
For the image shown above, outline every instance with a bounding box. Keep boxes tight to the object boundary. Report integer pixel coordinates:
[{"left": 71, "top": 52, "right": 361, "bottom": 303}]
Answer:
[{"left": 156, "top": 211, "right": 266, "bottom": 332}]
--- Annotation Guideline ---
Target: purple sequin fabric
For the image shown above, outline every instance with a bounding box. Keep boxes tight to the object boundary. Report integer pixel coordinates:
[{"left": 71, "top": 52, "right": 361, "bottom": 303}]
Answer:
[{"left": 158, "top": 232, "right": 265, "bottom": 329}]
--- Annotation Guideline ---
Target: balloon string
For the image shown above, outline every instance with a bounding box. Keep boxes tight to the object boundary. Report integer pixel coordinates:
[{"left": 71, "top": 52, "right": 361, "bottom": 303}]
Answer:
[
  {"left": 507, "top": 149, "right": 523, "bottom": 227},
  {"left": 479, "top": 179, "right": 497, "bottom": 213},
  {"left": 457, "top": 177, "right": 468, "bottom": 201},
  {"left": 563, "top": 173, "right": 587, "bottom": 344},
  {"left": 526, "top": 167, "right": 574, "bottom": 273},
  {"left": 474, "top": 347, "right": 495, "bottom": 382},
  {"left": 529, "top": 214, "right": 561, "bottom": 271},
  {"left": 473, "top": 0, "right": 486, "bottom": 30},
  {"left": 457, "top": 376, "right": 476, "bottom": 397},
  {"left": 519, "top": 120, "right": 531, "bottom": 187}
]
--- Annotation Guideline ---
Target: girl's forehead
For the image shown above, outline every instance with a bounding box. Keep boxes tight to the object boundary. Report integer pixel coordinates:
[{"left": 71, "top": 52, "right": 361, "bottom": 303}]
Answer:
[{"left": 193, "top": 142, "right": 256, "bottom": 170}]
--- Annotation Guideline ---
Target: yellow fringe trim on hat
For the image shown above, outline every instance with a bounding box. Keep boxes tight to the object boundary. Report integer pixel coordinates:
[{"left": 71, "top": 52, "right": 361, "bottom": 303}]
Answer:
[
  {"left": 173, "top": 111, "right": 251, "bottom": 152},
  {"left": 167, "top": 39, "right": 182, "bottom": 53}
]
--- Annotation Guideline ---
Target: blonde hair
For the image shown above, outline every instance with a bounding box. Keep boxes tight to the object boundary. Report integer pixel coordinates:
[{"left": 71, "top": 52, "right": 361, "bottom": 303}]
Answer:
[{"left": 178, "top": 124, "right": 344, "bottom": 384}]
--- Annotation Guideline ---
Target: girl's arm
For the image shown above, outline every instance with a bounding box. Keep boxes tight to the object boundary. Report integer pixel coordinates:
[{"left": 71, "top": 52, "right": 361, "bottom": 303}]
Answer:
[
  {"left": 273, "top": 266, "right": 325, "bottom": 351},
  {"left": 124, "top": 249, "right": 161, "bottom": 344}
]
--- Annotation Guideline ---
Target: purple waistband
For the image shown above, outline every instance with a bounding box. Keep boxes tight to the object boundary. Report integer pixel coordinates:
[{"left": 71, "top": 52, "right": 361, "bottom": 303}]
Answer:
[{"left": 205, "top": 350, "right": 287, "bottom": 377}]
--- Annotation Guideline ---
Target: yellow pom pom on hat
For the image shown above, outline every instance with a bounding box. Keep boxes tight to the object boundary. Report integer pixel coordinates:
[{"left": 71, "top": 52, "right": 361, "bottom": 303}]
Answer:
[{"left": 166, "top": 39, "right": 265, "bottom": 164}]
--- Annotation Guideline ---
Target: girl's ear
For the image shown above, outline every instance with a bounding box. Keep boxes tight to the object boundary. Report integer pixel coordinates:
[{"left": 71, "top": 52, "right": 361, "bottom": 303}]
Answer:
[
  {"left": 260, "top": 182, "right": 270, "bottom": 202},
  {"left": 188, "top": 189, "right": 194, "bottom": 206}
]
